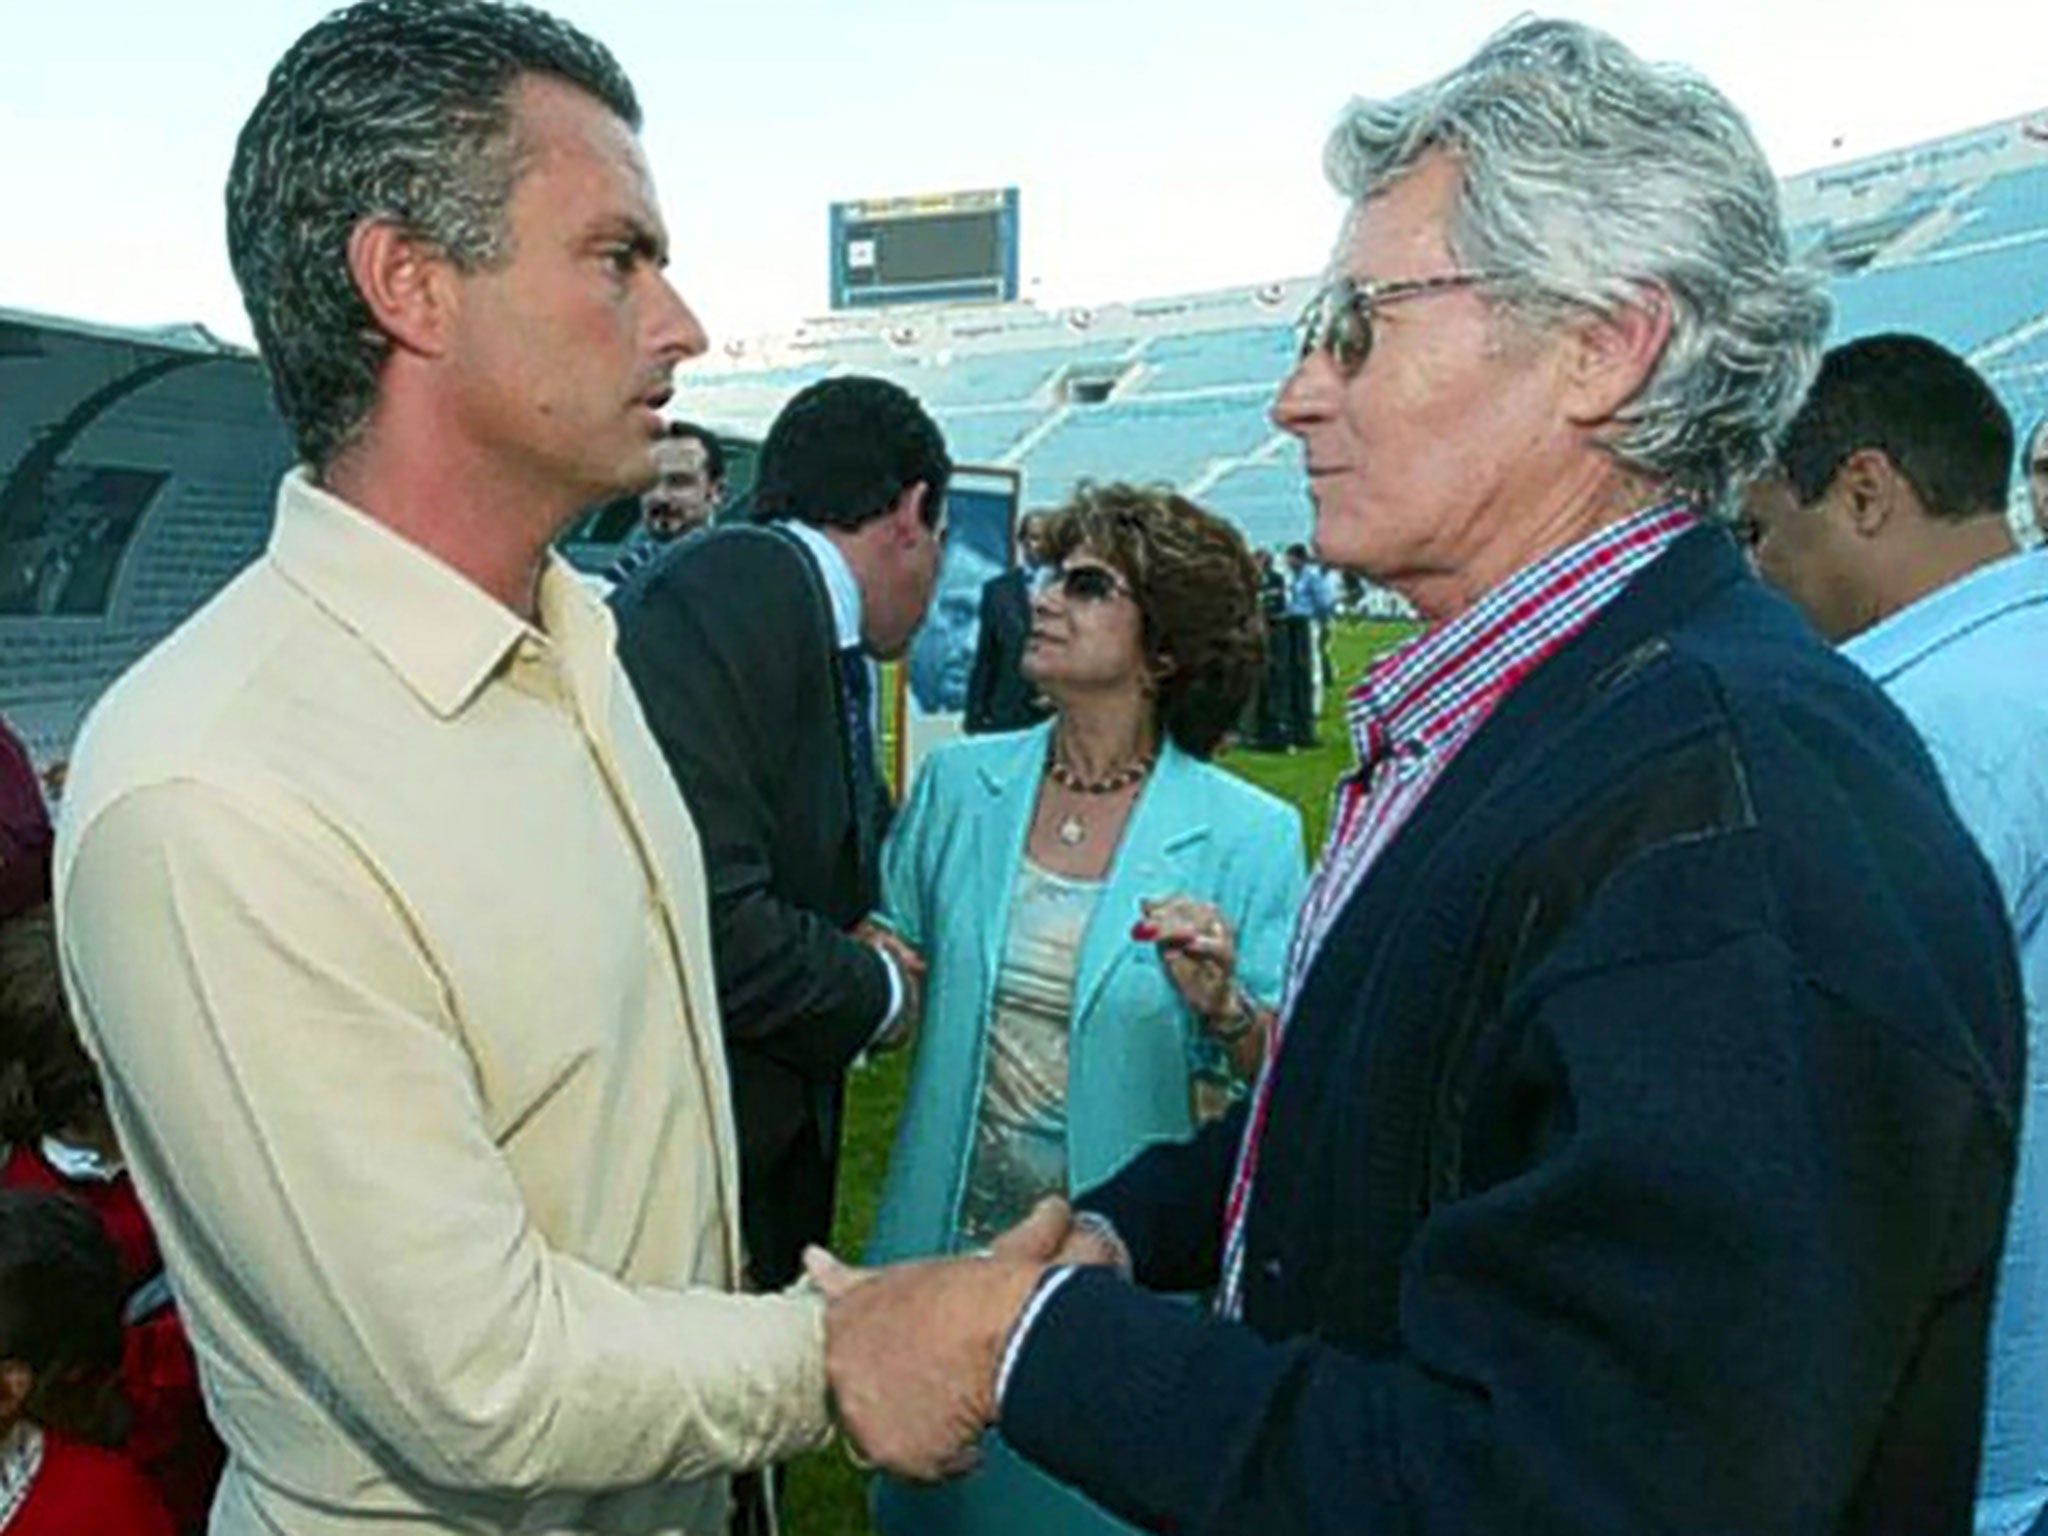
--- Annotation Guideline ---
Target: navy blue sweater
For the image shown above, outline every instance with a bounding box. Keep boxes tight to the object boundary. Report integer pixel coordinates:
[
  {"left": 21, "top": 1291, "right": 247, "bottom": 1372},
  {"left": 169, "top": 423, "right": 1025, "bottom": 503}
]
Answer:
[{"left": 1001, "top": 528, "right": 2025, "bottom": 1536}]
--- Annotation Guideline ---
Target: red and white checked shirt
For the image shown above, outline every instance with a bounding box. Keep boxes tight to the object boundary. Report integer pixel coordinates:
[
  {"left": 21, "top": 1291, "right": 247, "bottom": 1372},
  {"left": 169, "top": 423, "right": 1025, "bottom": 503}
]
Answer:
[{"left": 1215, "top": 499, "right": 1700, "bottom": 1317}]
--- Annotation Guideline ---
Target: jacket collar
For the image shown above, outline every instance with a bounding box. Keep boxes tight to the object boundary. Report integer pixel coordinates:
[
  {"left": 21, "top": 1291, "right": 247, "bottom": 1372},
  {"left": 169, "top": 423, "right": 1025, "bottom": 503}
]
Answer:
[{"left": 775, "top": 518, "right": 864, "bottom": 651}]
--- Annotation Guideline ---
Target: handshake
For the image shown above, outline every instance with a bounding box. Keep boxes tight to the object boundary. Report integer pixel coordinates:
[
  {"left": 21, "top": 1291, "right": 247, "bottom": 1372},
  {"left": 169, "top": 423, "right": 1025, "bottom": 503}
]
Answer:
[{"left": 801, "top": 1197, "right": 1131, "bottom": 1482}]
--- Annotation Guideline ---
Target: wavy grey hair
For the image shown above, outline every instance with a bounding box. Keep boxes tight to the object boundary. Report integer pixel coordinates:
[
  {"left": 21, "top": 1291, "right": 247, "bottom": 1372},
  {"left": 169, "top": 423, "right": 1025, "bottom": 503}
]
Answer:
[
  {"left": 227, "top": 0, "right": 641, "bottom": 472},
  {"left": 1326, "top": 16, "right": 1830, "bottom": 514}
]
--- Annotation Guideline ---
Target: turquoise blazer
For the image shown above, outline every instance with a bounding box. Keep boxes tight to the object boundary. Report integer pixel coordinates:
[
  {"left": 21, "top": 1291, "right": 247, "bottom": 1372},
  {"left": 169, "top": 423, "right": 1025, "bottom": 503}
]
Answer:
[
  {"left": 866, "top": 721, "right": 1306, "bottom": 1266},
  {"left": 864, "top": 723, "right": 1305, "bottom": 1536}
]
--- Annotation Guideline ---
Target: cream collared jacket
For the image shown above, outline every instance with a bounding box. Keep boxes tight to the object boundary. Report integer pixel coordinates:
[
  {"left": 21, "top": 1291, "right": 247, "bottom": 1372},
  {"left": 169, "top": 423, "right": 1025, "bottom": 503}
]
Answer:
[{"left": 54, "top": 471, "right": 829, "bottom": 1534}]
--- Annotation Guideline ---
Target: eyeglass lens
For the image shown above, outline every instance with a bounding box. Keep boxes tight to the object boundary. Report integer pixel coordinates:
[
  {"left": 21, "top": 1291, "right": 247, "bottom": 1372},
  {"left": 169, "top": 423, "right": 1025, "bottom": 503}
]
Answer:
[
  {"left": 1039, "top": 565, "right": 1123, "bottom": 602},
  {"left": 1299, "top": 283, "right": 1370, "bottom": 372}
]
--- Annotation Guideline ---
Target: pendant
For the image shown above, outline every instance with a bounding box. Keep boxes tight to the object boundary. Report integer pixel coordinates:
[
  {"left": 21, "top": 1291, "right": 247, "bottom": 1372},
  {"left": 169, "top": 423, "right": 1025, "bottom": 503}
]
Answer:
[{"left": 1057, "top": 814, "right": 1087, "bottom": 847}]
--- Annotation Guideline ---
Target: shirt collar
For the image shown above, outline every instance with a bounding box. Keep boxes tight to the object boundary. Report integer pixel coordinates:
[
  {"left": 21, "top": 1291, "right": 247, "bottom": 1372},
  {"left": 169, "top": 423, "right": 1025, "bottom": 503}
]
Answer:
[
  {"left": 1843, "top": 546, "right": 2048, "bottom": 683},
  {"left": 39, "top": 1136, "right": 122, "bottom": 1183},
  {"left": 777, "top": 519, "right": 864, "bottom": 651},
  {"left": 266, "top": 468, "right": 617, "bottom": 719},
  {"left": 1347, "top": 497, "right": 1700, "bottom": 769}
]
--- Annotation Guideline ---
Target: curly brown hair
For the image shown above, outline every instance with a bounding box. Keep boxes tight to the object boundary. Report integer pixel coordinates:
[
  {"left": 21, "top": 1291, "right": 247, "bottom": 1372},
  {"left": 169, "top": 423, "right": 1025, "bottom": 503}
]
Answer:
[{"left": 1038, "top": 482, "right": 1265, "bottom": 758}]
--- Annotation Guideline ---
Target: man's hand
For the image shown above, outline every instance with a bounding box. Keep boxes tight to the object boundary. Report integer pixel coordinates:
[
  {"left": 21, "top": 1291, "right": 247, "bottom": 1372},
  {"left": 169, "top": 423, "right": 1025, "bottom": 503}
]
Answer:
[
  {"left": 854, "top": 919, "right": 926, "bottom": 1051},
  {"left": 803, "top": 1198, "right": 1071, "bottom": 1482},
  {"left": 1060, "top": 1209, "right": 1134, "bottom": 1280}
]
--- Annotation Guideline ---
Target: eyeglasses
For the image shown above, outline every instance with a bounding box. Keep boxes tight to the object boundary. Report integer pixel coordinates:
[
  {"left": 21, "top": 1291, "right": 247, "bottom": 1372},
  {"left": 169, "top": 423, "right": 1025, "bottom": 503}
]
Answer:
[
  {"left": 1033, "top": 563, "right": 1132, "bottom": 604},
  {"left": 1296, "top": 270, "right": 1505, "bottom": 376}
]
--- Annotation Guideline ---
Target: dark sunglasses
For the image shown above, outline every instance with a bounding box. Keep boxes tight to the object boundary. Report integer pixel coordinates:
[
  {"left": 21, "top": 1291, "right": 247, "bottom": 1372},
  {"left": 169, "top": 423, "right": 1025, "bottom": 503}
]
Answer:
[
  {"left": 1033, "top": 563, "right": 1132, "bottom": 604},
  {"left": 1296, "top": 270, "right": 1504, "bottom": 375}
]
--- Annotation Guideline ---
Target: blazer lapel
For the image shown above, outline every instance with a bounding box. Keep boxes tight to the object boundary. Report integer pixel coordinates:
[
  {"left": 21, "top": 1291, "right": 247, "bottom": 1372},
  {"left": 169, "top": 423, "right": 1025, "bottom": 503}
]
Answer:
[
  {"left": 969, "top": 724, "right": 1053, "bottom": 985},
  {"left": 1071, "top": 744, "right": 1212, "bottom": 1031}
]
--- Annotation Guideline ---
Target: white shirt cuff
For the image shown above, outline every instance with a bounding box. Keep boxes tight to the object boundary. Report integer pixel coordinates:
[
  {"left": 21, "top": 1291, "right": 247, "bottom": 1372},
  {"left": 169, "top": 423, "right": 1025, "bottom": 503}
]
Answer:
[{"left": 867, "top": 944, "right": 905, "bottom": 1049}]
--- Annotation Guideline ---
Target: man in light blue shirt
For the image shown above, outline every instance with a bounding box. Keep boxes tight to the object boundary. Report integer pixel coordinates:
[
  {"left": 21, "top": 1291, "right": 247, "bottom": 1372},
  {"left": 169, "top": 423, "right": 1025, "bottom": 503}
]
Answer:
[
  {"left": 2026, "top": 413, "right": 2047, "bottom": 544},
  {"left": 1747, "top": 333, "right": 2048, "bottom": 1536},
  {"left": 1279, "top": 543, "right": 1334, "bottom": 734}
]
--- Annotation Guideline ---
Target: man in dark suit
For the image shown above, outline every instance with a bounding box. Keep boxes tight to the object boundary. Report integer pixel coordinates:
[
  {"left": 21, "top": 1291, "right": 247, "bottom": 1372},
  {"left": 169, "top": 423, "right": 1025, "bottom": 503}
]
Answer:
[
  {"left": 801, "top": 22, "right": 2025, "bottom": 1536},
  {"left": 612, "top": 375, "right": 948, "bottom": 1295},
  {"left": 963, "top": 510, "right": 1051, "bottom": 734}
]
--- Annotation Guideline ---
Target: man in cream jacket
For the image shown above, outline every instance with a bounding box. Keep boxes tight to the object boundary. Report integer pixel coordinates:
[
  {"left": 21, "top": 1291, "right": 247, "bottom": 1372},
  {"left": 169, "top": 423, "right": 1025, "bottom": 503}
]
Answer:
[{"left": 56, "top": 3, "right": 844, "bottom": 1530}]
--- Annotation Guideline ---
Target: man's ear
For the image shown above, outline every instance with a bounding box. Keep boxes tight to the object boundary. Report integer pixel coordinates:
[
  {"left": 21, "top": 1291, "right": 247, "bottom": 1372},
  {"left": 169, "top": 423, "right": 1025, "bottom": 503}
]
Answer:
[
  {"left": 345, "top": 218, "right": 458, "bottom": 359},
  {"left": 889, "top": 481, "right": 931, "bottom": 543},
  {"left": 1561, "top": 282, "right": 1673, "bottom": 429},
  {"left": 1830, "top": 447, "right": 1903, "bottom": 537}
]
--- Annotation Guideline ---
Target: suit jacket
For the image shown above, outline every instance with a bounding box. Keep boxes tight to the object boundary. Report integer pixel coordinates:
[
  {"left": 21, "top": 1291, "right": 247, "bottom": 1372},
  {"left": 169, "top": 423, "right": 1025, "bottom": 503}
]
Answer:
[
  {"left": 612, "top": 525, "right": 891, "bottom": 1287},
  {"left": 1000, "top": 528, "right": 2025, "bottom": 1536},
  {"left": 964, "top": 568, "right": 1049, "bottom": 734}
]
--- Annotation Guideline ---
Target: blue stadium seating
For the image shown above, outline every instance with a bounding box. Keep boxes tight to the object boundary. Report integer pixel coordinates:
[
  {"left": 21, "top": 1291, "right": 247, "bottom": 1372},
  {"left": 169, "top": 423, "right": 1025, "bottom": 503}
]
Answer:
[
  {"left": 1016, "top": 394, "right": 1274, "bottom": 505},
  {"left": 887, "top": 341, "right": 1130, "bottom": 408},
  {"left": 0, "top": 313, "right": 292, "bottom": 762},
  {"left": 934, "top": 406, "right": 1045, "bottom": 464},
  {"left": 1921, "top": 163, "right": 2048, "bottom": 255},
  {"left": 1132, "top": 325, "right": 1296, "bottom": 394},
  {"left": 1203, "top": 454, "right": 1313, "bottom": 550},
  {"left": 1829, "top": 236, "right": 2048, "bottom": 352}
]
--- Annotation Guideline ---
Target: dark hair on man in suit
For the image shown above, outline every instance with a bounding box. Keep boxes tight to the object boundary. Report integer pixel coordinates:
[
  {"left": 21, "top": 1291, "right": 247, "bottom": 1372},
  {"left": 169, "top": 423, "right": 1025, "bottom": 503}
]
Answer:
[
  {"left": 751, "top": 376, "right": 951, "bottom": 531},
  {"left": 0, "top": 1188, "right": 127, "bottom": 1443},
  {"left": 1774, "top": 333, "right": 2013, "bottom": 521},
  {"left": 662, "top": 420, "right": 726, "bottom": 486},
  {"left": 1039, "top": 481, "right": 1266, "bottom": 760}
]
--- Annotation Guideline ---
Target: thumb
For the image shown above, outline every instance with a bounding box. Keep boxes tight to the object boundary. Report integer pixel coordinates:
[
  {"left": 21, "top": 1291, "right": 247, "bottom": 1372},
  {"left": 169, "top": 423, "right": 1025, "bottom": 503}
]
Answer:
[
  {"left": 803, "top": 1244, "right": 868, "bottom": 1299},
  {"left": 990, "top": 1195, "right": 1072, "bottom": 1263}
]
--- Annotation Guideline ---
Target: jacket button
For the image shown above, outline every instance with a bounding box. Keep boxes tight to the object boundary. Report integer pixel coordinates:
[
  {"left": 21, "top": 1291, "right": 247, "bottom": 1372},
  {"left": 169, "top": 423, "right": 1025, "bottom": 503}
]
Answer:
[{"left": 1260, "top": 1256, "right": 1283, "bottom": 1281}]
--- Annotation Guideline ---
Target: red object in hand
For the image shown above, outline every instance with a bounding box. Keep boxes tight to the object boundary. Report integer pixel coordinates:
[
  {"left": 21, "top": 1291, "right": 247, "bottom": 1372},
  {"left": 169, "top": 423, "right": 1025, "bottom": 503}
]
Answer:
[{"left": 1130, "top": 921, "right": 1160, "bottom": 942}]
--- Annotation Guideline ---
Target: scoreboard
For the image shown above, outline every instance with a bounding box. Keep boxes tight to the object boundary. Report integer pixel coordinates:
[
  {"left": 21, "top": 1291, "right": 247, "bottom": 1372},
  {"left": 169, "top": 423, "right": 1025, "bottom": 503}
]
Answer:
[{"left": 829, "top": 187, "right": 1020, "bottom": 310}]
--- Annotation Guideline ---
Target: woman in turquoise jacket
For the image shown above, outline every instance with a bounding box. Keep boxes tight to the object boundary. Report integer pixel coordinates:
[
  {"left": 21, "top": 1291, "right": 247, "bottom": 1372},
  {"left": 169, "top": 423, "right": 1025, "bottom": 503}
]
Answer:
[{"left": 865, "top": 483, "right": 1307, "bottom": 1536}]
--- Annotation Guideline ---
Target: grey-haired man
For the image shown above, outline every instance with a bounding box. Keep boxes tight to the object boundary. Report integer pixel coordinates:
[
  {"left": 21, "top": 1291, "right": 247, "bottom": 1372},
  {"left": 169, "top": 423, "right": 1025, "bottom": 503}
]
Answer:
[{"left": 808, "top": 20, "right": 2024, "bottom": 1536}]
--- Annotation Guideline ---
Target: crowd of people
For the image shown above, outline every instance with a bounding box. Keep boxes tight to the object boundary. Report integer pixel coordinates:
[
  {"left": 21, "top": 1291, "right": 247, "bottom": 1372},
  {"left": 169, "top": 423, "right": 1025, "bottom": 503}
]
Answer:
[{"left": 0, "top": 4, "right": 2044, "bottom": 1536}]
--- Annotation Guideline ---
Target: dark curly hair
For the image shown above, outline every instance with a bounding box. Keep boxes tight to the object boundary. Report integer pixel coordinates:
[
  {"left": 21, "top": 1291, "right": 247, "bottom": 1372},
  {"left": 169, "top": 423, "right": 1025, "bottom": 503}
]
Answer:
[
  {"left": 0, "top": 1188, "right": 127, "bottom": 1443},
  {"left": 1038, "top": 482, "right": 1265, "bottom": 758},
  {"left": 750, "top": 375, "right": 951, "bottom": 531},
  {"left": 0, "top": 907, "right": 101, "bottom": 1148}
]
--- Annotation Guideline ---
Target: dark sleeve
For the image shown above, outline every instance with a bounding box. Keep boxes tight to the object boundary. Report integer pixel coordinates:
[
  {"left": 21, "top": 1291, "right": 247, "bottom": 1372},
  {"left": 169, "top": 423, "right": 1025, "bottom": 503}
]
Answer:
[
  {"left": 1075, "top": 1102, "right": 1246, "bottom": 1294},
  {"left": 963, "top": 577, "right": 1005, "bottom": 734},
  {"left": 0, "top": 718, "right": 52, "bottom": 918},
  {"left": 1006, "top": 840, "right": 2012, "bottom": 1536},
  {"left": 613, "top": 535, "right": 889, "bottom": 1079}
]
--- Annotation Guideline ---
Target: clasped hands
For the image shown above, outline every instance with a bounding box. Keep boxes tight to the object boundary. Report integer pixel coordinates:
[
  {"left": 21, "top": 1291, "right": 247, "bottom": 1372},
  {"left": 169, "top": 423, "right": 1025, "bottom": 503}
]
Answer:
[
  {"left": 802, "top": 1196, "right": 1129, "bottom": 1482},
  {"left": 853, "top": 918, "right": 926, "bottom": 1052}
]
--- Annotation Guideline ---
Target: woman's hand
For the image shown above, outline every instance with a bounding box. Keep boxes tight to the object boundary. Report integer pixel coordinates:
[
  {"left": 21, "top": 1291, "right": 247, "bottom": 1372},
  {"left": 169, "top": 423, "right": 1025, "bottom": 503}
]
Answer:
[{"left": 1133, "top": 896, "right": 1240, "bottom": 1029}]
